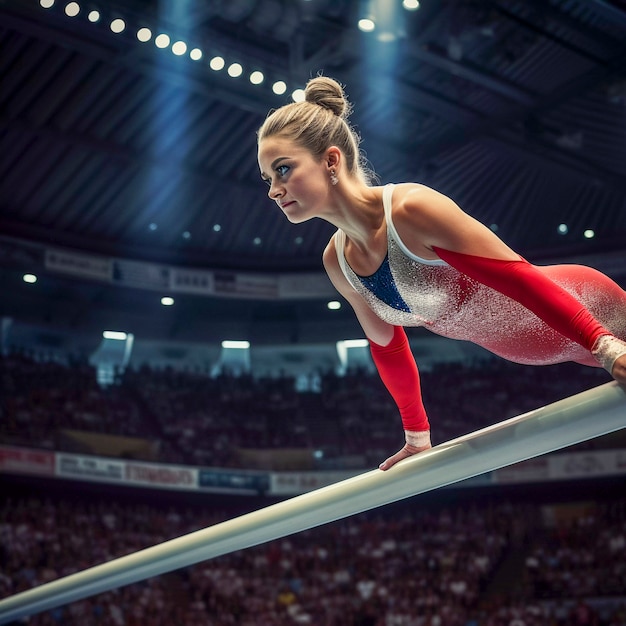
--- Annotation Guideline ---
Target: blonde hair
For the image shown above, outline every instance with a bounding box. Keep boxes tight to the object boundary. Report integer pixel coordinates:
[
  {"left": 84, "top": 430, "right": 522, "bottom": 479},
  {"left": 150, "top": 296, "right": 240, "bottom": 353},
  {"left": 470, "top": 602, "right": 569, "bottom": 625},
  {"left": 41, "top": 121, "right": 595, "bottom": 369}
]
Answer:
[{"left": 258, "top": 76, "right": 374, "bottom": 184}]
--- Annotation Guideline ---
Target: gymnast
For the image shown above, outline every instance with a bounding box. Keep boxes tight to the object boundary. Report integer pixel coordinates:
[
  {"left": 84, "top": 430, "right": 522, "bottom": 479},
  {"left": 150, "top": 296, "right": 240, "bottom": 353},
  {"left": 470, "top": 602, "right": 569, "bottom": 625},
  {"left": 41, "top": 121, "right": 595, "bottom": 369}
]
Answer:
[{"left": 257, "top": 76, "right": 626, "bottom": 471}]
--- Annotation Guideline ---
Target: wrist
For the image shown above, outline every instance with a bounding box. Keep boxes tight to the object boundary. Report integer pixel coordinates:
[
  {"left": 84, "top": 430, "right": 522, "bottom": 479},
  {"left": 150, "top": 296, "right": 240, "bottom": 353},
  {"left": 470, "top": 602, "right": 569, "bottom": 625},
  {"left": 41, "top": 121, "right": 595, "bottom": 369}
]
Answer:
[
  {"left": 592, "top": 335, "right": 626, "bottom": 375},
  {"left": 405, "top": 429, "right": 431, "bottom": 448}
]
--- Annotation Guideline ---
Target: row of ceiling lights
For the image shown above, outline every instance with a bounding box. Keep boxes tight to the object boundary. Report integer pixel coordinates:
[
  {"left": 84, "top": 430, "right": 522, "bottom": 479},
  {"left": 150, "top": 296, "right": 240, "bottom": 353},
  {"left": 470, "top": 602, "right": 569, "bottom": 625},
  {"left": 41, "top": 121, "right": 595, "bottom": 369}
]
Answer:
[
  {"left": 39, "top": 0, "right": 423, "bottom": 101},
  {"left": 38, "top": 0, "right": 296, "bottom": 96}
]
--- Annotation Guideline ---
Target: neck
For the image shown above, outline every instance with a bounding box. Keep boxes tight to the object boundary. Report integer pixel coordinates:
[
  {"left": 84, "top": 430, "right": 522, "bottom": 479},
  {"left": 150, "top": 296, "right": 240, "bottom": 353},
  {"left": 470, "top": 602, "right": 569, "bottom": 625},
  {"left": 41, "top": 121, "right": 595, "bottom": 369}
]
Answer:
[{"left": 322, "top": 181, "right": 384, "bottom": 250}]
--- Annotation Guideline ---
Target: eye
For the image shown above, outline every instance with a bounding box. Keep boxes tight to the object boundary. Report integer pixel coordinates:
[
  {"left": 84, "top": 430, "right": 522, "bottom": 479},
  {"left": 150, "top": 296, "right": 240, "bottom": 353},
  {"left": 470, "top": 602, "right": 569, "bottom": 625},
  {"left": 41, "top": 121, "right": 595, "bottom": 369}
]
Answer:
[{"left": 276, "top": 164, "right": 290, "bottom": 177}]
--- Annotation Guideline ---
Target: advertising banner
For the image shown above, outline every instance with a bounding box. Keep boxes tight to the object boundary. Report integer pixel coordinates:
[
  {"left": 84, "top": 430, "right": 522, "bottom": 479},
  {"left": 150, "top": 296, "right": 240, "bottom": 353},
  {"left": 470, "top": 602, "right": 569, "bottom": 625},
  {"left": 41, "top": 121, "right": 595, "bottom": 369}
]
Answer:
[
  {"left": 125, "top": 462, "right": 198, "bottom": 490},
  {"left": 0, "top": 446, "right": 55, "bottom": 476},
  {"left": 56, "top": 453, "right": 125, "bottom": 482},
  {"left": 198, "top": 469, "right": 269, "bottom": 495}
]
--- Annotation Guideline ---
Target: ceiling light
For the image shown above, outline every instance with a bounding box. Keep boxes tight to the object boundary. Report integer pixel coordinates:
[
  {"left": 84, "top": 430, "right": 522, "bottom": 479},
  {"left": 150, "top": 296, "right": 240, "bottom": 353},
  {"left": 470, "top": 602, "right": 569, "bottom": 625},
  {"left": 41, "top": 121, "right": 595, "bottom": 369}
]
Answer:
[
  {"left": 272, "top": 81, "right": 287, "bottom": 95},
  {"left": 23, "top": 274, "right": 37, "bottom": 284},
  {"left": 222, "top": 340, "right": 250, "bottom": 349},
  {"left": 358, "top": 18, "right": 375, "bottom": 32},
  {"left": 161, "top": 296, "right": 175, "bottom": 306},
  {"left": 403, "top": 0, "right": 420, "bottom": 10},
  {"left": 228, "top": 63, "right": 243, "bottom": 77},
  {"left": 250, "top": 71, "right": 264, "bottom": 85},
  {"left": 65, "top": 2, "right": 80, "bottom": 17},
  {"left": 110, "top": 18, "right": 126, "bottom": 33},
  {"left": 342, "top": 339, "right": 369, "bottom": 348},
  {"left": 40, "top": 0, "right": 54, "bottom": 8},
  {"left": 584, "top": 229, "right": 595, "bottom": 239},
  {"left": 103, "top": 331, "right": 127, "bottom": 340},
  {"left": 190, "top": 48, "right": 202, "bottom": 61},
  {"left": 557, "top": 223, "right": 568, "bottom": 235},
  {"left": 137, "top": 27, "right": 152, "bottom": 42},
  {"left": 155, "top": 33, "right": 170, "bottom": 48},
  {"left": 291, "top": 88, "right": 305, "bottom": 102},
  {"left": 210, "top": 56, "right": 225, "bottom": 71},
  {"left": 327, "top": 301, "right": 341, "bottom": 310},
  {"left": 87, "top": 9, "right": 99, "bottom": 22},
  {"left": 213, "top": 224, "right": 221, "bottom": 232},
  {"left": 172, "top": 41, "right": 187, "bottom": 56}
]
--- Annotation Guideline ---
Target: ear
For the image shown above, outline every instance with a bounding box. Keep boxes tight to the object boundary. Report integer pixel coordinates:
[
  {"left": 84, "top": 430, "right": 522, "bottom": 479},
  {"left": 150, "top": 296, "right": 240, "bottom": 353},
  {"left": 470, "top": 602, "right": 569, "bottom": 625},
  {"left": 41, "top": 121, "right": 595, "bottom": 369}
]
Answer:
[{"left": 325, "top": 146, "right": 341, "bottom": 170}]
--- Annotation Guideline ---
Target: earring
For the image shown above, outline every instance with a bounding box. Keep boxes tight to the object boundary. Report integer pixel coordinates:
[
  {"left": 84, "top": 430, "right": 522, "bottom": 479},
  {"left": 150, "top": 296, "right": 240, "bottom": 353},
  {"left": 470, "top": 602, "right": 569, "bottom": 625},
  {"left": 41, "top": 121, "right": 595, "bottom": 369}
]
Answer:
[{"left": 330, "top": 169, "right": 339, "bottom": 186}]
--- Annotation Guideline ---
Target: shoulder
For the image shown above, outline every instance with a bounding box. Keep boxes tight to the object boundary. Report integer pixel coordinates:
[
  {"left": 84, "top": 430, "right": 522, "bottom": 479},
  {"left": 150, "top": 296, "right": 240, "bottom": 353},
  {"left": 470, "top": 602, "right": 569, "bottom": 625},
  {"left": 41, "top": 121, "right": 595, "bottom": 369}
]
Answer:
[
  {"left": 391, "top": 183, "right": 460, "bottom": 223},
  {"left": 388, "top": 183, "right": 466, "bottom": 258}
]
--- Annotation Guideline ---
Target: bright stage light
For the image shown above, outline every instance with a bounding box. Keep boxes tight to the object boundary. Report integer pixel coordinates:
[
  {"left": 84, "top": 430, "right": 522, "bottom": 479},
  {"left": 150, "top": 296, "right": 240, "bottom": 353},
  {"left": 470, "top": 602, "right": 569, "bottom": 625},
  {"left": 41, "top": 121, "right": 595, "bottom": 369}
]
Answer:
[
  {"left": 228, "top": 63, "right": 243, "bottom": 77},
  {"left": 358, "top": 18, "right": 375, "bottom": 32},
  {"left": 342, "top": 339, "right": 369, "bottom": 348},
  {"left": 155, "top": 34, "right": 170, "bottom": 48},
  {"left": 249, "top": 71, "right": 264, "bottom": 85},
  {"left": 172, "top": 41, "right": 187, "bottom": 56},
  {"left": 272, "top": 81, "right": 287, "bottom": 95},
  {"left": 110, "top": 19, "right": 126, "bottom": 33},
  {"left": 210, "top": 56, "right": 225, "bottom": 71},
  {"left": 102, "top": 331, "right": 127, "bottom": 341},
  {"left": 221, "top": 340, "right": 250, "bottom": 349},
  {"left": 136, "top": 27, "right": 152, "bottom": 42},
  {"left": 65, "top": 2, "right": 80, "bottom": 17}
]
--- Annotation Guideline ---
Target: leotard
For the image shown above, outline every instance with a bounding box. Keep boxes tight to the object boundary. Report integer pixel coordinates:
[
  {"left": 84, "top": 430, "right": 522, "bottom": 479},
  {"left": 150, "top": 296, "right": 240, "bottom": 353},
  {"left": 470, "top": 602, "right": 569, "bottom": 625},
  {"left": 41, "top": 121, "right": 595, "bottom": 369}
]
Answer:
[{"left": 335, "top": 184, "right": 626, "bottom": 368}]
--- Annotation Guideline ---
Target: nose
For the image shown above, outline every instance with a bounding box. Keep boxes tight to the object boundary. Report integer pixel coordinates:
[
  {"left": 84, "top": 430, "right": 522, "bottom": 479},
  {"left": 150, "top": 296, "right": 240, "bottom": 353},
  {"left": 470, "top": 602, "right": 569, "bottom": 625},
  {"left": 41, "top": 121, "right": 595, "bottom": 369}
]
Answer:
[{"left": 267, "top": 180, "right": 283, "bottom": 200}]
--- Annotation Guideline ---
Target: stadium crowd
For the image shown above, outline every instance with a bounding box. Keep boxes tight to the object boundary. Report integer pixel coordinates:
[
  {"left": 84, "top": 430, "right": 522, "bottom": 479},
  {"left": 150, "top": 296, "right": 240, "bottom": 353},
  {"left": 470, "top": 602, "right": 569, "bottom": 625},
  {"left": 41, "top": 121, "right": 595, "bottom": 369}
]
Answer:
[
  {"left": 1, "top": 349, "right": 625, "bottom": 624},
  {"left": 0, "top": 350, "right": 614, "bottom": 469},
  {"left": 2, "top": 493, "right": 626, "bottom": 625}
]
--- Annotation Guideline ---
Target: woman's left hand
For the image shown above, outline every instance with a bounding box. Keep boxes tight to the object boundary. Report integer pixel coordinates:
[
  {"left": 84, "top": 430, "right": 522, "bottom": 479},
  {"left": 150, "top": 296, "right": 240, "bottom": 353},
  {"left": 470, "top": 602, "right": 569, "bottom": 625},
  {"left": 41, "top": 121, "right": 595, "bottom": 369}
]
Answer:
[{"left": 379, "top": 441, "right": 432, "bottom": 471}]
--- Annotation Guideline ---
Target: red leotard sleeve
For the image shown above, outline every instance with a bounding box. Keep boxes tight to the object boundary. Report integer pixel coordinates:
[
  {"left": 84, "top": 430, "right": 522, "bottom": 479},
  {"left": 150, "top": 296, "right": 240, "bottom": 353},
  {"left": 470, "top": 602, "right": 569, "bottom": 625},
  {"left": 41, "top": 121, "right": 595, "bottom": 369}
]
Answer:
[
  {"left": 432, "top": 247, "right": 610, "bottom": 351},
  {"left": 369, "top": 325, "right": 430, "bottom": 432}
]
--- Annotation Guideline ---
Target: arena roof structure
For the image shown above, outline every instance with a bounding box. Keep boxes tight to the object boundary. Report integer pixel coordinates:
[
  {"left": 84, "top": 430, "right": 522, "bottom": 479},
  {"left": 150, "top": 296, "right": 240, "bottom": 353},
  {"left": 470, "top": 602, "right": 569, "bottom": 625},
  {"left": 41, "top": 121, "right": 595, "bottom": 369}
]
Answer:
[{"left": 1, "top": 0, "right": 625, "bottom": 345}]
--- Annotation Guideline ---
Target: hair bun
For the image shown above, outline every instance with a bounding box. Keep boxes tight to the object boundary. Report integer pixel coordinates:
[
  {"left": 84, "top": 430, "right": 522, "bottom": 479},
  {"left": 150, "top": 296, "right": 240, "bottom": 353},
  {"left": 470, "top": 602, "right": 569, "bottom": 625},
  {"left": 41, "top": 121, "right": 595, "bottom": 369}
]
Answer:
[{"left": 304, "top": 76, "right": 350, "bottom": 119}]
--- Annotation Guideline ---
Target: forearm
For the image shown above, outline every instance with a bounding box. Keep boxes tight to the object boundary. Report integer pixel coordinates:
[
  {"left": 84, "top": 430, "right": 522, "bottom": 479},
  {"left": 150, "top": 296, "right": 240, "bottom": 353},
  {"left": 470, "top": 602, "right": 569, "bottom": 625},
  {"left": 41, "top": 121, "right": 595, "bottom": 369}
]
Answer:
[{"left": 369, "top": 325, "right": 429, "bottom": 433}]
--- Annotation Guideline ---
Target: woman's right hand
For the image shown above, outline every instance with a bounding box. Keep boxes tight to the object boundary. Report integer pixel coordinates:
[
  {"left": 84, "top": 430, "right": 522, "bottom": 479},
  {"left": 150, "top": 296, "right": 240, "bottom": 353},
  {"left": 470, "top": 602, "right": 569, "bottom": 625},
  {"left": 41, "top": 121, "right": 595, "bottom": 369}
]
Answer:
[{"left": 612, "top": 354, "right": 626, "bottom": 385}]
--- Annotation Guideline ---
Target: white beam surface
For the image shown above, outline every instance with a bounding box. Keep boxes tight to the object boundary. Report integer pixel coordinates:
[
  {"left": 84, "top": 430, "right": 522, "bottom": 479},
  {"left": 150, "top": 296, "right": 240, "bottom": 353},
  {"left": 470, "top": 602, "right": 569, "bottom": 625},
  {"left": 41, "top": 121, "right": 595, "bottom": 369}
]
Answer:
[{"left": 1, "top": 381, "right": 625, "bottom": 624}]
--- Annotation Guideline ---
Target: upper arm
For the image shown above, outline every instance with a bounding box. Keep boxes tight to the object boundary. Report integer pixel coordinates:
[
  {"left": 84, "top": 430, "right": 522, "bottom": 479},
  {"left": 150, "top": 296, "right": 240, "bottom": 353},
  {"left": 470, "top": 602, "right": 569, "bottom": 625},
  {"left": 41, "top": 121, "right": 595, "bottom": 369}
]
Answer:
[
  {"left": 393, "top": 185, "right": 521, "bottom": 262},
  {"left": 322, "top": 239, "right": 395, "bottom": 346}
]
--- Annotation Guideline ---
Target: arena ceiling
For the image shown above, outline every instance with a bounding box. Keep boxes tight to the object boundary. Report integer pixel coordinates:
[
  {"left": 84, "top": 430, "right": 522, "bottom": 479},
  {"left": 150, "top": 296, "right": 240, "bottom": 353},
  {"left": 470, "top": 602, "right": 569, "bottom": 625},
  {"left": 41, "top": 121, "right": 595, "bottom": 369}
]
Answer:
[{"left": 1, "top": 0, "right": 626, "bottom": 346}]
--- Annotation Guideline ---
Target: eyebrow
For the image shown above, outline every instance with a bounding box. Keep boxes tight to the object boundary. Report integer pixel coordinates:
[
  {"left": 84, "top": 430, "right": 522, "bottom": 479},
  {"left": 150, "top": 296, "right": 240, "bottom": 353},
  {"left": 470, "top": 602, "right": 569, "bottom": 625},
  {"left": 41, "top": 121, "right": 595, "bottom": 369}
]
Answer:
[{"left": 260, "top": 156, "right": 289, "bottom": 179}]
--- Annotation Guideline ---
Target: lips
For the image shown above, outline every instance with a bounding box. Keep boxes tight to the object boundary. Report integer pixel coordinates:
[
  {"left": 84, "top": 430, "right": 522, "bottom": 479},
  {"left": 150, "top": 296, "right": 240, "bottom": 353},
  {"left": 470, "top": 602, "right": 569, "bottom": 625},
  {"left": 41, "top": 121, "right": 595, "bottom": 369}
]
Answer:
[{"left": 280, "top": 201, "right": 295, "bottom": 209}]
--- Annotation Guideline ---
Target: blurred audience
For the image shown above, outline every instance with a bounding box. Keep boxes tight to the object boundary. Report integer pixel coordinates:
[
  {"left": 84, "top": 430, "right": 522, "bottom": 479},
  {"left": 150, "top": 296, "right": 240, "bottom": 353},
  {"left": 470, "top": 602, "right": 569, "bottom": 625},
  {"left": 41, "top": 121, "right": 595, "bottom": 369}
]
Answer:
[
  {"left": 0, "top": 350, "right": 612, "bottom": 469},
  {"left": 1, "top": 494, "right": 625, "bottom": 625}
]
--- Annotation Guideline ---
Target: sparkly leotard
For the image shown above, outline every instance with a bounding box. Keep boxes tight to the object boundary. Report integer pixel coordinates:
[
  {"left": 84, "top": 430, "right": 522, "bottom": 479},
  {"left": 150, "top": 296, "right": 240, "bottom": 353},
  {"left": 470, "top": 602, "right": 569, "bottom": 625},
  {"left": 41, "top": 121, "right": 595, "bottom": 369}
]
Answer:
[{"left": 335, "top": 184, "right": 626, "bottom": 367}]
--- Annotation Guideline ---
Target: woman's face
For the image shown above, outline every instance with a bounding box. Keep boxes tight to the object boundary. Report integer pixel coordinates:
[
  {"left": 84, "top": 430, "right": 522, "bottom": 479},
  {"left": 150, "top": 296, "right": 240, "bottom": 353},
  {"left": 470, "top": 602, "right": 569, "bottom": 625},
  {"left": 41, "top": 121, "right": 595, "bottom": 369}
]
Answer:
[{"left": 258, "top": 136, "right": 332, "bottom": 224}]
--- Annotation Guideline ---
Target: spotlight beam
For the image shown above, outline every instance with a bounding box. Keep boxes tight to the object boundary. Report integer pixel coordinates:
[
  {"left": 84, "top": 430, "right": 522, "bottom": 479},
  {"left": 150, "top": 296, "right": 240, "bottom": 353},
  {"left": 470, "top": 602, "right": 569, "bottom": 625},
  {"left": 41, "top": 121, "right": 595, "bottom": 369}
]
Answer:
[{"left": 0, "top": 382, "right": 625, "bottom": 624}]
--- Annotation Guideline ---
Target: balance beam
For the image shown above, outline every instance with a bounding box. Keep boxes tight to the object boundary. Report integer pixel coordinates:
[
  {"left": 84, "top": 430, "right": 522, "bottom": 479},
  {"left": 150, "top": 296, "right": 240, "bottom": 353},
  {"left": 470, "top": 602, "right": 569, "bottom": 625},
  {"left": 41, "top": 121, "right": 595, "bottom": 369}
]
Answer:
[{"left": 0, "top": 381, "right": 624, "bottom": 625}]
